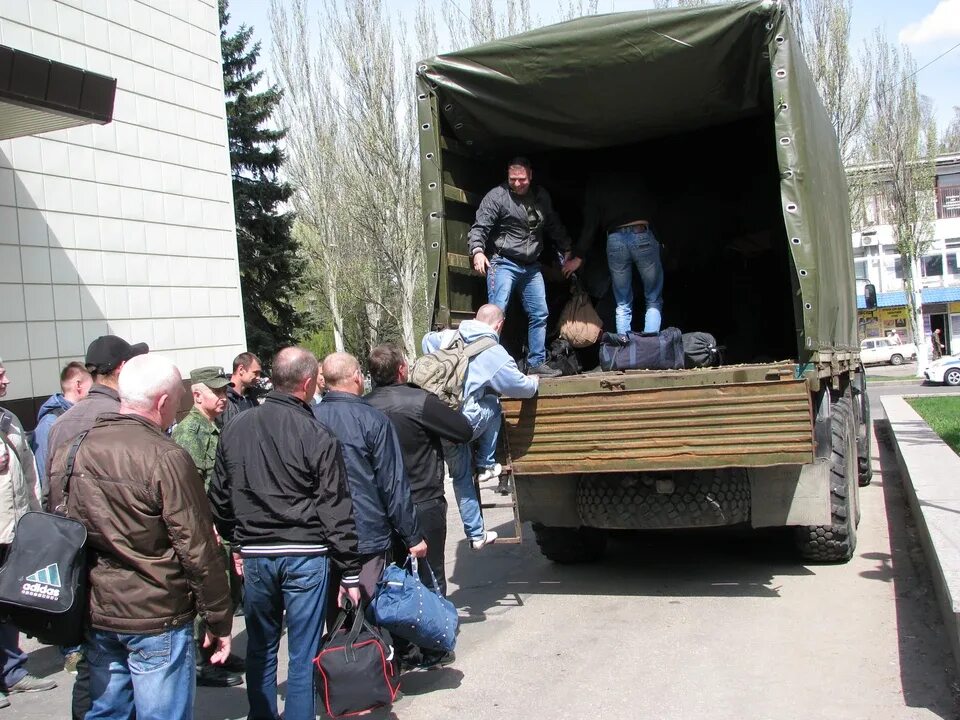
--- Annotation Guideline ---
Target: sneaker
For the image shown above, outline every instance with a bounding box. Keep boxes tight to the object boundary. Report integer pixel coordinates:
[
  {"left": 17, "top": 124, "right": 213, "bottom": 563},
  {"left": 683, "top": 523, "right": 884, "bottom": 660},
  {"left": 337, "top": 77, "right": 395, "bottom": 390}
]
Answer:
[
  {"left": 470, "top": 530, "right": 498, "bottom": 550},
  {"left": 476, "top": 463, "right": 502, "bottom": 483},
  {"left": 7, "top": 674, "right": 56, "bottom": 694},
  {"left": 63, "top": 651, "right": 83, "bottom": 676},
  {"left": 196, "top": 664, "right": 243, "bottom": 687},
  {"left": 528, "top": 363, "right": 562, "bottom": 378}
]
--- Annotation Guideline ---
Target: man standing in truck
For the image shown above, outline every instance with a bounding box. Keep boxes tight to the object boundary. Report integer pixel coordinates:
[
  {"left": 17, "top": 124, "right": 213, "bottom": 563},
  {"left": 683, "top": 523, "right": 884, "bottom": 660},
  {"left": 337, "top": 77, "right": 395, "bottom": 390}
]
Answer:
[
  {"left": 563, "top": 170, "right": 664, "bottom": 335},
  {"left": 470, "top": 157, "right": 571, "bottom": 378}
]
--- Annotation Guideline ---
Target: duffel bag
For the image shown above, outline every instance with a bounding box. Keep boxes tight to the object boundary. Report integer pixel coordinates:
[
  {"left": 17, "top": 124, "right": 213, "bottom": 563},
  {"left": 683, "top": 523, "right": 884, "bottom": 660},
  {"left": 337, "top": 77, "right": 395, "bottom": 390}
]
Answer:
[
  {"left": 371, "top": 556, "right": 458, "bottom": 653},
  {"left": 314, "top": 600, "right": 400, "bottom": 719},
  {"left": 599, "top": 328, "right": 684, "bottom": 371},
  {"left": 682, "top": 331, "right": 723, "bottom": 368}
]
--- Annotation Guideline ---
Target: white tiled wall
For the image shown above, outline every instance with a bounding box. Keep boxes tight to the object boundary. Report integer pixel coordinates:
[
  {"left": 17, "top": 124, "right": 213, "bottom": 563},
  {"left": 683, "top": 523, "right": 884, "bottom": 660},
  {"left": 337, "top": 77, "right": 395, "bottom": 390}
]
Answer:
[{"left": 0, "top": 0, "right": 245, "bottom": 399}]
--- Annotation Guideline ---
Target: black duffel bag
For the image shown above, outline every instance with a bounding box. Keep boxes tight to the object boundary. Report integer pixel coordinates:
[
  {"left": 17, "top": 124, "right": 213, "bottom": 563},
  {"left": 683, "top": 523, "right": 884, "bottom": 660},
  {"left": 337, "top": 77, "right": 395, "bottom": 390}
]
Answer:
[
  {"left": 682, "top": 332, "right": 723, "bottom": 368},
  {"left": 599, "top": 328, "right": 684, "bottom": 371},
  {"left": 314, "top": 600, "right": 400, "bottom": 718}
]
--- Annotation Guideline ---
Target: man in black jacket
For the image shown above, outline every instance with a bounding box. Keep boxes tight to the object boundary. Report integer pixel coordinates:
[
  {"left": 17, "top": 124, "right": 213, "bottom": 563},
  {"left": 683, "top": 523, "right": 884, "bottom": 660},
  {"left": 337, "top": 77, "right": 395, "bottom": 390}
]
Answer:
[
  {"left": 216, "top": 351, "right": 261, "bottom": 428},
  {"left": 314, "top": 352, "right": 427, "bottom": 615},
  {"left": 210, "top": 347, "right": 362, "bottom": 720}
]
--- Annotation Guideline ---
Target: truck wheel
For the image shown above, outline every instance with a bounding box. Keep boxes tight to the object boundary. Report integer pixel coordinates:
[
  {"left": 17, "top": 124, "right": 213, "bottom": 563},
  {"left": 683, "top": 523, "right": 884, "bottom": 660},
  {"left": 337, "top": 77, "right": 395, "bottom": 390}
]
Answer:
[
  {"left": 532, "top": 524, "right": 606, "bottom": 564},
  {"left": 945, "top": 368, "right": 960, "bottom": 386},
  {"left": 794, "top": 397, "right": 859, "bottom": 563},
  {"left": 889, "top": 354, "right": 904, "bottom": 366}
]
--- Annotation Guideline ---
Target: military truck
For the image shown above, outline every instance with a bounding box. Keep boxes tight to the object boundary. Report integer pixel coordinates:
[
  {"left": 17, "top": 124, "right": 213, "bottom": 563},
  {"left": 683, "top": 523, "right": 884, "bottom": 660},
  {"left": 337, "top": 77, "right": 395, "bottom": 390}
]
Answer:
[{"left": 415, "top": 0, "right": 870, "bottom": 563}]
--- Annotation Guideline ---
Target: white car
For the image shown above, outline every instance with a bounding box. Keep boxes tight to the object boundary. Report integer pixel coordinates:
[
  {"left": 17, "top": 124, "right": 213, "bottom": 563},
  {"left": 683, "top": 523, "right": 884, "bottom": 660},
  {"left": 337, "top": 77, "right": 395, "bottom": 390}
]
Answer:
[
  {"left": 859, "top": 337, "right": 918, "bottom": 366},
  {"left": 924, "top": 355, "right": 960, "bottom": 386}
]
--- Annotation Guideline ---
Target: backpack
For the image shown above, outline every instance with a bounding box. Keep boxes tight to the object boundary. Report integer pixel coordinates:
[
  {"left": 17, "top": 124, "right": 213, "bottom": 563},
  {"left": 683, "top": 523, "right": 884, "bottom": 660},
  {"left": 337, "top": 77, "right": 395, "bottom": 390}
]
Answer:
[
  {"left": 409, "top": 334, "right": 497, "bottom": 409},
  {"left": 558, "top": 282, "right": 603, "bottom": 348}
]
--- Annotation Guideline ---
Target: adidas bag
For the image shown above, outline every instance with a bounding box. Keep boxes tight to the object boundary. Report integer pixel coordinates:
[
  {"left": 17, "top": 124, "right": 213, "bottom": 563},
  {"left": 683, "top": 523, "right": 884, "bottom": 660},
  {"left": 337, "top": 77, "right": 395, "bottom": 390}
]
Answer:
[
  {"left": 409, "top": 335, "right": 497, "bottom": 409},
  {"left": 0, "top": 433, "right": 88, "bottom": 646}
]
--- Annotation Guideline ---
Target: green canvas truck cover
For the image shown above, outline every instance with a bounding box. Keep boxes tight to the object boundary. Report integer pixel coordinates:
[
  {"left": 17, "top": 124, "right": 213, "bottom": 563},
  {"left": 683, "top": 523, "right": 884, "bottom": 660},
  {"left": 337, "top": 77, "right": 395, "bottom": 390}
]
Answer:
[{"left": 416, "top": 0, "right": 857, "bottom": 355}]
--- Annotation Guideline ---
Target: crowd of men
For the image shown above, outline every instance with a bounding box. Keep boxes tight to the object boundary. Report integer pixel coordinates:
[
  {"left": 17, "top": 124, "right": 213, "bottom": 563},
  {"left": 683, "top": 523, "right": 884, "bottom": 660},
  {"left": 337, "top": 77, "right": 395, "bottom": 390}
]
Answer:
[{"left": 0, "top": 300, "right": 541, "bottom": 718}]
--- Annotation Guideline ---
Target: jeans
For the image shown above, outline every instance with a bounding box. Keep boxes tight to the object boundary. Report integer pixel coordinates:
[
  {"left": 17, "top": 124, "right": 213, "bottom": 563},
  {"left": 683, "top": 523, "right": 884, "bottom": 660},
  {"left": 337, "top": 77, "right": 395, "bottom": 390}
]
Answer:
[
  {"left": 487, "top": 256, "right": 549, "bottom": 367},
  {"left": 607, "top": 226, "right": 664, "bottom": 334},
  {"left": 244, "top": 554, "right": 329, "bottom": 720},
  {"left": 444, "top": 396, "right": 500, "bottom": 540},
  {"left": 86, "top": 624, "right": 195, "bottom": 720},
  {"left": 471, "top": 394, "right": 502, "bottom": 470}
]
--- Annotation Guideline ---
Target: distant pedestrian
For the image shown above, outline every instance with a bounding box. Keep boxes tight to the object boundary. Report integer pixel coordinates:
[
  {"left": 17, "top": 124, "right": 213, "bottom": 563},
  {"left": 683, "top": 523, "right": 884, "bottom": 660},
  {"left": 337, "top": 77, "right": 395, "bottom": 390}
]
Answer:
[
  {"left": 218, "top": 351, "right": 262, "bottom": 428},
  {"left": 48, "top": 354, "right": 232, "bottom": 720},
  {"left": 0, "top": 357, "right": 56, "bottom": 709},
  {"left": 31, "top": 361, "right": 92, "bottom": 494},
  {"left": 932, "top": 328, "right": 945, "bottom": 359},
  {"left": 210, "top": 347, "right": 362, "bottom": 720}
]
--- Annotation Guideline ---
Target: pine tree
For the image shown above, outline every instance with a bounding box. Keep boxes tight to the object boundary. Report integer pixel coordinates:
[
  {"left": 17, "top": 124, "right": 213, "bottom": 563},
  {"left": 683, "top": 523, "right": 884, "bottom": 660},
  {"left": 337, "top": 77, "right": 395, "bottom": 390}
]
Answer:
[{"left": 220, "top": 0, "right": 301, "bottom": 359}]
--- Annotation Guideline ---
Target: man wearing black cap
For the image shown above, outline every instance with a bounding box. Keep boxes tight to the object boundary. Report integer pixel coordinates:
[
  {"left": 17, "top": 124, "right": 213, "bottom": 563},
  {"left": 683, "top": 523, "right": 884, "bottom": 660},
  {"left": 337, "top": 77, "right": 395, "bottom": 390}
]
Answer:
[
  {"left": 173, "top": 366, "right": 245, "bottom": 688},
  {"left": 43, "top": 334, "right": 146, "bottom": 719}
]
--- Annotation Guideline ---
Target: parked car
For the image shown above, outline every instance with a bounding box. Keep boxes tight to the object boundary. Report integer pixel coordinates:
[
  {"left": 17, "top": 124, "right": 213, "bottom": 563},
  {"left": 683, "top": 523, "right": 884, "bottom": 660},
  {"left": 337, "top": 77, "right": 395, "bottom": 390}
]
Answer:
[
  {"left": 924, "top": 355, "right": 960, "bottom": 386},
  {"left": 859, "top": 337, "right": 918, "bottom": 366}
]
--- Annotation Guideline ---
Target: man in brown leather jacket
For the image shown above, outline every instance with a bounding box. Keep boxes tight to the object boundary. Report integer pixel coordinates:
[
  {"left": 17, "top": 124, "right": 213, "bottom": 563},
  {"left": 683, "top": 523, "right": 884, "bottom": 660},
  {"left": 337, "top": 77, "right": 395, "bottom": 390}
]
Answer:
[{"left": 49, "top": 354, "right": 232, "bottom": 720}]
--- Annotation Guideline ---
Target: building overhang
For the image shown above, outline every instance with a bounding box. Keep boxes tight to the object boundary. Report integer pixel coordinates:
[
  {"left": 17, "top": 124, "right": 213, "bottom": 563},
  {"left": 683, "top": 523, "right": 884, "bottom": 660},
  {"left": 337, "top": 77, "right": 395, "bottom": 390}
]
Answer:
[{"left": 0, "top": 44, "right": 116, "bottom": 140}]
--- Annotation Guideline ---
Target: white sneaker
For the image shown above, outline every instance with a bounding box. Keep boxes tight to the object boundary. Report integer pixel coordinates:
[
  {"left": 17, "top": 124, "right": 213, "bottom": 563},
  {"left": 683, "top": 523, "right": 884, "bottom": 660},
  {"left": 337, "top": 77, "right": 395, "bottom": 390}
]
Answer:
[
  {"left": 476, "top": 463, "right": 502, "bottom": 483},
  {"left": 471, "top": 530, "right": 498, "bottom": 550}
]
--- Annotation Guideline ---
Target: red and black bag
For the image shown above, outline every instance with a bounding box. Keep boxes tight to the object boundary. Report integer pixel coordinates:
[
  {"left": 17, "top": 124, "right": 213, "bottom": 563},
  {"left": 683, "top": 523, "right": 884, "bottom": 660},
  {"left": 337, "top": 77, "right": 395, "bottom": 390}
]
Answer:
[{"left": 314, "top": 600, "right": 400, "bottom": 718}]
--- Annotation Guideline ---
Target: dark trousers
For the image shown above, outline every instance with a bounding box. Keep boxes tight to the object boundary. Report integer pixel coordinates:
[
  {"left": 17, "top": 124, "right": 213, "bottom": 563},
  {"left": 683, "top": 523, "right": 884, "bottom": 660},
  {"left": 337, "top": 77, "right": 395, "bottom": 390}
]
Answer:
[
  {"left": 0, "top": 622, "right": 27, "bottom": 690},
  {"left": 392, "top": 497, "right": 448, "bottom": 596},
  {"left": 326, "top": 551, "right": 390, "bottom": 630}
]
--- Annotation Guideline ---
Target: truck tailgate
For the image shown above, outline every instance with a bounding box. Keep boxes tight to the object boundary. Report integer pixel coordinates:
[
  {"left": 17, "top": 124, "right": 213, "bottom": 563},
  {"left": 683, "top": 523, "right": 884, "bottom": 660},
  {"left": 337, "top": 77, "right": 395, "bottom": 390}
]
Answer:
[{"left": 501, "top": 365, "right": 814, "bottom": 474}]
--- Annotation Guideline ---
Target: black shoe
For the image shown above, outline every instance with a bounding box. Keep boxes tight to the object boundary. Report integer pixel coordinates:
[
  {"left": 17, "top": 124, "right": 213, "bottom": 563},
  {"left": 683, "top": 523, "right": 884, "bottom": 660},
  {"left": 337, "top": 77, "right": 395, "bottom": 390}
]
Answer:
[
  {"left": 233, "top": 604, "right": 245, "bottom": 617},
  {"left": 497, "top": 477, "right": 511, "bottom": 496},
  {"left": 219, "top": 653, "right": 246, "bottom": 673},
  {"left": 196, "top": 664, "right": 243, "bottom": 687},
  {"left": 528, "top": 363, "right": 562, "bottom": 378},
  {"left": 418, "top": 650, "right": 456, "bottom": 670}
]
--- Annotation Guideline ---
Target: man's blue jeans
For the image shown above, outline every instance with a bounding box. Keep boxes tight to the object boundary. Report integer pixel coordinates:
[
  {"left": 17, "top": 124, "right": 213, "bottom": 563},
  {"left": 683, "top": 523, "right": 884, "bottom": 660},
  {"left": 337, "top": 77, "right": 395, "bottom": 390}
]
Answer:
[
  {"left": 487, "top": 256, "right": 549, "bottom": 368},
  {"left": 244, "top": 554, "right": 329, "bottom": 720},
  {"left": 607, "top": 226, "right": 664, "bottom": 334},
  {"left": 86, "top": 624, "right": 195, "bottom": 720},
  {"left": 445, "top": 394, "right": 501, "bottom": 540}
]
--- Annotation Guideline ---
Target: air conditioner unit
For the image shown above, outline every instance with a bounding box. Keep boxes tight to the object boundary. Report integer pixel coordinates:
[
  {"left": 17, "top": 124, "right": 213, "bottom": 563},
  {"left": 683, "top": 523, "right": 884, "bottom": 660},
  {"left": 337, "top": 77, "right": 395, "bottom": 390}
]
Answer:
[{"left": 861, "top": 236, "right": 875, "bottom": 246}]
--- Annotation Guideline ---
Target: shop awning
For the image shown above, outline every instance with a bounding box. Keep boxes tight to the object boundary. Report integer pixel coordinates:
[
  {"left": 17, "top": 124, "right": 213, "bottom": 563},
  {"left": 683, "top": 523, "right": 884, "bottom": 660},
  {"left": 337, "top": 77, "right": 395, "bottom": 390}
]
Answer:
[
  {"left": 0, "top": 45, "right": 116, "bottom": 140},
  {"left": 857, "top": 286, "right": 960, "bottom": 310}
]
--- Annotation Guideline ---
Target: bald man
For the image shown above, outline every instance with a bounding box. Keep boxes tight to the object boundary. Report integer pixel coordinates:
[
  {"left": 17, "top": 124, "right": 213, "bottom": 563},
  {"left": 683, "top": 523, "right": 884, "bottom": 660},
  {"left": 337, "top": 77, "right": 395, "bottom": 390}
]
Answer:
[
  {"left": 314, "top": 352, "right": 426, "bottom": 613},
  {"left": 48, "top": 354, "right": 233, "bottom": 720}
]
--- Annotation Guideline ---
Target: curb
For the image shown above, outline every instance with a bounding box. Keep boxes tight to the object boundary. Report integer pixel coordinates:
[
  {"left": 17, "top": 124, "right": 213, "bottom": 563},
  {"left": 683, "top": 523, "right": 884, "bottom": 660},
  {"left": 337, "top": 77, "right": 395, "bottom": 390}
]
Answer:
[{"left": 880, "top": 394, "right": 960, "bottom": 677}]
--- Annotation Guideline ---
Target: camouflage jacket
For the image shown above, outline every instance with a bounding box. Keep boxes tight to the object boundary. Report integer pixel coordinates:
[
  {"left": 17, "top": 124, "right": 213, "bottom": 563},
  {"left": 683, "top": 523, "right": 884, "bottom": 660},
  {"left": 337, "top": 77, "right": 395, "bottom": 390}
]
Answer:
[{"left": 172, "top": 407, "right": 219, "bottom": 490}]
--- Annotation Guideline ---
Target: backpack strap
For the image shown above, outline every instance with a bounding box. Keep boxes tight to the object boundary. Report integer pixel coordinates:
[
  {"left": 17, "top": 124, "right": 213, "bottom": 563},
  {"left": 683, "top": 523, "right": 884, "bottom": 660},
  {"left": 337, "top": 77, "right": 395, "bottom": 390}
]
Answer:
[
  {"left": 462, "top": 336, "right": 497, "bottom": 359},
  {"left": 57, "top": 430, "right": 89, "bottom": 513}
]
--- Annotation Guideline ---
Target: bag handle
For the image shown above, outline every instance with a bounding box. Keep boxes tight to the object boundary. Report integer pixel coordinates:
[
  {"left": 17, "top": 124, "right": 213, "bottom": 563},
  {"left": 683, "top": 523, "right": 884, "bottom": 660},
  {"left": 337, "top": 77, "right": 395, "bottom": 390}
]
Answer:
[
  {"left": 55, "top": 431, "right": 89, "bottom": 515},
  {"left": 409, "top": 555, "right": 445, "bottom": 597}
]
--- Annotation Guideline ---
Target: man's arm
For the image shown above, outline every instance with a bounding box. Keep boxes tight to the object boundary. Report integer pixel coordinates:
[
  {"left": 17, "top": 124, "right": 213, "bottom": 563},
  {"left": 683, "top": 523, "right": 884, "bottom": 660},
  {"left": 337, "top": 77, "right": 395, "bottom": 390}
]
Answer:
[
  {"left": 158, "top": 449, "right": 233, "bottom": 639},
  {"left": 420, "top": 393, "right": 473, "bottom": 444},
  {"left": 312, "top": 432, "right": 362, "bottom": 587},
  {"left": 208, "top": 441, "right": 236, "bottom": 544},
  {"left": 371, "top": 421, "right": 422, "bottom": 549},
  {"left": 488, "top": 351, "right": 540, "bottom": 399},
  {"left": 539, "top": 187, "right": 572, "bottom": 254},
  {"left": 469, "top": 187, "right": 505, "bottom": 273}
]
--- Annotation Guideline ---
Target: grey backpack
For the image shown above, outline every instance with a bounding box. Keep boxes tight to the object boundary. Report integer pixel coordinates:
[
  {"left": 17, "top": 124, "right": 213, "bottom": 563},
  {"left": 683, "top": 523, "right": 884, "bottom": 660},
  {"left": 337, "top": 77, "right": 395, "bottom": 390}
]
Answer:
[{"left": 409, "top": 335, "right": 497, "bottom": 409}]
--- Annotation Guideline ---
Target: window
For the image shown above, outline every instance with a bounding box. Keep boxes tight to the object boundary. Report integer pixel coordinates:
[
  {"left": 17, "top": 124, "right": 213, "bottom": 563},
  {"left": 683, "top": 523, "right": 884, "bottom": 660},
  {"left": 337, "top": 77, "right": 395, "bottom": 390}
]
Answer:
[
  {"left": 949, "top": 253, "right": 960, "bottom": 275},
  {"left": 855, "top": 259, "right": 867, "bottom": 279},
  {"left": 922, "top": 255, "right": 944, "bottom": 277},
  {"left": 890, "top": 257, "right": 904, "bottom": 279}
]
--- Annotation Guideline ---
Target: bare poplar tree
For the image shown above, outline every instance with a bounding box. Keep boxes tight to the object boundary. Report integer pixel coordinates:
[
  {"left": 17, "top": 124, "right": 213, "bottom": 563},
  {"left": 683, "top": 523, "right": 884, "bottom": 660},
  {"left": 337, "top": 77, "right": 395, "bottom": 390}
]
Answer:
[
  {"left": 445, "top": 0, "right": 534, "bottom": 50},
  {"left": 942, "top": 107, "right": 960, "bottom": 154},
  {"left": 866, "top": 32, "right": 937, "bottom": 372},
  {"left": 558, "top": 0, "right": 599, "bottom": 20}
]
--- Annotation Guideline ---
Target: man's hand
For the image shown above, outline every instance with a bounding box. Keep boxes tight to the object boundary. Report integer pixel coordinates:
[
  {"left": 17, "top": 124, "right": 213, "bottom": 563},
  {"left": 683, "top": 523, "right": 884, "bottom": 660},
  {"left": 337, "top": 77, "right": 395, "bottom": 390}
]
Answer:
[
  {"left": 232, "top": 553, "right": 243, "bottom": 578},
  {"left": 203, "top": 632, "right": 232, "bottom": 665},
  {"left": 472, "top": 252, "right": 490, "bottom": 274},
  {"left": 408, "top": 539, "right": 428, "bottom": 558},
  {"left": 562, "top": 256, "right": 583, "bottom": 278},
  {"left": 338, "top": 584, "right": 362, "bottom": 609}
]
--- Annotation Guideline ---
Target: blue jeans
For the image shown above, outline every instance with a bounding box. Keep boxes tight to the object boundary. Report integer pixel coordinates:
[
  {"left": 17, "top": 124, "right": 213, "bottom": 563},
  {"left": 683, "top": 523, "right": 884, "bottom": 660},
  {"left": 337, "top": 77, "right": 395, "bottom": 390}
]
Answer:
[
  {"left": 445, "top": 396, "right": 501, "bottom": 540},
  {"left": 86, "top": 624, "right": 195, "bottom": 720},
  {"left": 244, "top": 554, "right": 329, "bottom": 720},
  {"left": 487, "top": 256, "right": 549, "bottom": 368},
  {"left": 473, "top": 395, "right": 502, "bottom": 469},
  {"left": 607, "top": 226, "right": 664, "bottom": 334}
]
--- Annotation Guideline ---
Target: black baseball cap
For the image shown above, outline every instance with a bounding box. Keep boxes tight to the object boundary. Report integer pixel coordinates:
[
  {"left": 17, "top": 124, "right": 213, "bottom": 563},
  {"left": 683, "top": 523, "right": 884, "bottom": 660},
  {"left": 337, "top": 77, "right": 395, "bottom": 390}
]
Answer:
[{"left": 85, "top": 335, "right": 149, "bottom": 374}]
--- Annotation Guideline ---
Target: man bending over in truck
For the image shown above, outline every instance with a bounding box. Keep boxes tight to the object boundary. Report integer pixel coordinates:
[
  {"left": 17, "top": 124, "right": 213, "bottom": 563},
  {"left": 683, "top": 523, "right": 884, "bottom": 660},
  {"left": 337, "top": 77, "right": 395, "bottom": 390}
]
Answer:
[
  {"left": 470, "top": 156, "right": 573, "bottom": 378},
  {"left": 423, "top": 304, "right": 540, "bottom": 548},
  {"left": 563, "top": 170, "right": 663, "bottom": 335}
]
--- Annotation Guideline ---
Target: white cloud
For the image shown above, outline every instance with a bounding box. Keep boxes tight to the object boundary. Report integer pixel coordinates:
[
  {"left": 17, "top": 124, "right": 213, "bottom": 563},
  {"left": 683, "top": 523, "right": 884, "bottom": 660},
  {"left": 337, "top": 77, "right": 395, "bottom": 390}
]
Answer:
[{"left": 899, "top": 0, "right": 960, "bottom": 45}]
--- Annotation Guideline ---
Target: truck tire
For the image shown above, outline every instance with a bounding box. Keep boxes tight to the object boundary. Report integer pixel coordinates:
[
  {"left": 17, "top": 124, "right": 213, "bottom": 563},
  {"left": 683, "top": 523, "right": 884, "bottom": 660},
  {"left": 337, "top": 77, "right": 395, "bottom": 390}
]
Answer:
[
  {"left": 795, "top": 397, "right": 858, "bottom": 562},
  {"left": 576, "top": 469, "right": 750, "bottom": 530},
  {"left": 889, "top": 354, "right": 904, "bottom": 366},
  {"left": 853, "top": 369, "right": 872, "bottom": 487},
  {"left": 532, "top": 524, "right": 607, "bottom": 564}
]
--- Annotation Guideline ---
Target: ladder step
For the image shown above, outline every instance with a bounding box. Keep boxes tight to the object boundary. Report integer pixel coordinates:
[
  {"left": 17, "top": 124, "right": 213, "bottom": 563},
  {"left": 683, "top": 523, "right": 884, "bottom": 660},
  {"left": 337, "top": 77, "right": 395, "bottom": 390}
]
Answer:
[
  {"left": 481, "top": 502, "right": 516, "bottom": 509},
  {"left": 491, "top": 537, "right": 521, "bottom": 544}
]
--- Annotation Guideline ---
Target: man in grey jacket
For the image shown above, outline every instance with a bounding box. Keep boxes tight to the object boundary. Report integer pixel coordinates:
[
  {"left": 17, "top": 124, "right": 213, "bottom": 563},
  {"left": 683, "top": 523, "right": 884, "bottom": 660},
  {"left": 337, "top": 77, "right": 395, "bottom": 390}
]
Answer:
[{"left": 469, "top": 157, "right": 571, "bottom": 378}]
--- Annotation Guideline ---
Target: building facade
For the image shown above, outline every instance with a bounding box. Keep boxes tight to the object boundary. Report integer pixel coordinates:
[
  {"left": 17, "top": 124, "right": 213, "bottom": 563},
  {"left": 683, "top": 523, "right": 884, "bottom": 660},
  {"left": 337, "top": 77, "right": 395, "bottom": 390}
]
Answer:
[
  {"left": 853, "top": 153, "right": 960, "bottom": 355},
  {"left": 0, "top": 0, "right": 245, "bottom": 424}
]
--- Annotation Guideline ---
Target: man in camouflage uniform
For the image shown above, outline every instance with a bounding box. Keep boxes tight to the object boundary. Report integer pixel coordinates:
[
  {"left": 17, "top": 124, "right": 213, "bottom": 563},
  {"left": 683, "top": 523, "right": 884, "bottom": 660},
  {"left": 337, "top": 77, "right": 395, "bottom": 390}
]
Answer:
[{"left": 173, "top": 366, "right": 244, "bottom": 688}]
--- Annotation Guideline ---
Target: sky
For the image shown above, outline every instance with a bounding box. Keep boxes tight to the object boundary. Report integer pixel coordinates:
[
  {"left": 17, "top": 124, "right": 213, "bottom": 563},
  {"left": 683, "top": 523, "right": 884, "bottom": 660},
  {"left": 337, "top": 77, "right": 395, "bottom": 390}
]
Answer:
[{"left": 225, "top": 0, "right": 960, "bottom": 131}]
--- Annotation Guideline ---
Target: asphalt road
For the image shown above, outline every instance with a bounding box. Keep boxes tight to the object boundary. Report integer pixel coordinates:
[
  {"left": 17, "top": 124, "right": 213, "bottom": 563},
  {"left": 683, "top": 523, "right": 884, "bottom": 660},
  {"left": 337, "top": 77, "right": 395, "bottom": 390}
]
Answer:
[{"left": 8, "top": 381, "right": 960, "bottom": 719}]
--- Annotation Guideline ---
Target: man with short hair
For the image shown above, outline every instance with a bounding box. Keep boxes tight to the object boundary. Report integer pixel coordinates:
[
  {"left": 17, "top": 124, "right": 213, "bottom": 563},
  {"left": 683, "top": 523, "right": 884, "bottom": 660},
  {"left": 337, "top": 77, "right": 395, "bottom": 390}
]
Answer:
[
  {"left": 469, "top": 156, "right": 571, "bottom": 378},
  {"left": 314, "top": 352, "right": 427, "bottom": 613},
  {"left": 367, "top": 344, "right": 472, "bottom": 669},
  {"left": 0, "top": 357, "right": 56, "bottom": 708},
  {"left": 31, "top": 362, "right": 92, "bottom": 493},
  {"left": 210, "top": 347, "right": 362, "bottom": 720},
  {"left": 423, "top": 304, "right": 540, "bottom": 546},
  {"left": 48, "top": 354, "right": 233, "bottom": 720},
  {"left": 218, "top": 351, "right": 262, "bottom": 428},
  {"left": 173, "top": 366, "right": 244, "bottom": 689}
]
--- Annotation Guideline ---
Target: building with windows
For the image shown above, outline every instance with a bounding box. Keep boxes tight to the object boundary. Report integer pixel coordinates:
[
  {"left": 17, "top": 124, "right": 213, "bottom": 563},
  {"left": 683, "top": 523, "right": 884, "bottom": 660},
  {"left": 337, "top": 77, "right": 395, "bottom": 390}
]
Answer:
[
  {"left": 0, "top": 0, "right": 245, "bottom": 425},
  {"left": 853, "top": 153, "right": 960, "bottom": 355}
]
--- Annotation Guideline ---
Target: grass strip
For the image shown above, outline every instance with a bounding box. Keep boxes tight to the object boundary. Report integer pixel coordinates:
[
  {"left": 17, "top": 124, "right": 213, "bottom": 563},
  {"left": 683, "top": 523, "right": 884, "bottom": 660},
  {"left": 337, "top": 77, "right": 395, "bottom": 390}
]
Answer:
[{"left": 907, "top": 396, "right": 960, "bottom": 456}]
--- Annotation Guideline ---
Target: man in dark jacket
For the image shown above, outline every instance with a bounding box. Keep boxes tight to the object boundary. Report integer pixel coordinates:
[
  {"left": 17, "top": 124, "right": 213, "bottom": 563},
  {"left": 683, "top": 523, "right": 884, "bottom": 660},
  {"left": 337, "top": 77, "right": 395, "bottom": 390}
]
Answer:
[
  {"left": 314, "top": 352, "right": 427, "bottom": 613},
  {"left": 210, "top": 347, "right": 362, "bottom": 720},
  {"left": 49, "top": 354, "right": 233, "bottom": 720},
  {"left": 31, "top": 361, "right": 92, "bottom": 492},
  {"left": 469, "top": 156, "right": 570, "bottom": 377},
  {"left": 217, "top": 351, "right": 262, "bottom": 428}
]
